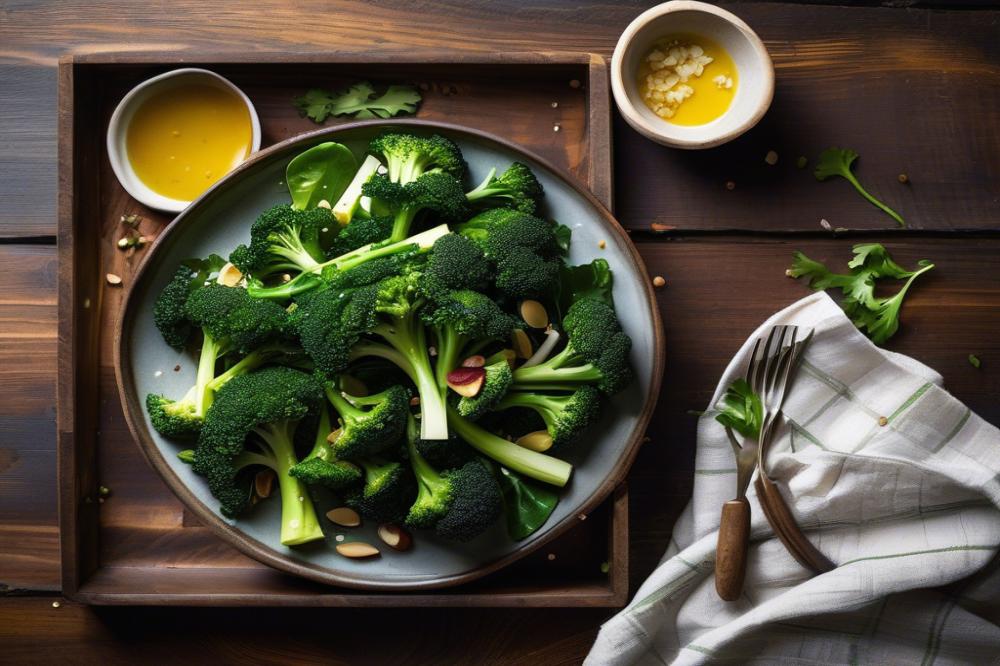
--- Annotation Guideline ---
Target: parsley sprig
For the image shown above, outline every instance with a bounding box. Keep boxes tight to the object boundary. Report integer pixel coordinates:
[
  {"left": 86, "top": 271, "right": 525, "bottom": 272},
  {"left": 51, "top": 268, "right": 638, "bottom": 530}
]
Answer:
[
  {"left": 789, "top": 243, "right": 933, "bottom": 344},
  {"left": 815, "top": 148, "right": 905, "bottom": 227},
  {"left": 295, "top": 82, "right": 421, "bottom": 123},
  {"left": 714, "top": 378, "right": 763, "bottom": 440}
]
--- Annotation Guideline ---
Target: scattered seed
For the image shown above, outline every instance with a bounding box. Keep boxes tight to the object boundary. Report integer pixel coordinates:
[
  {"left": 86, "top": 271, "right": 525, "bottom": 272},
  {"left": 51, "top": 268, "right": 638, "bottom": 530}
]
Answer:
[
  {"left": 725, "top": 181, "right": 736, "bottom": 191},
  {"left": 765, "top": 150, "right": 778, "bottom": 166},
  {"left": 281, "top": 273, "right": 292, "bottom": 283},
  {"left": 820, "top": 219, "right": 832, "bottom": 231},
  {"left": 173, "top": 365, "right": 181, "bottom": 372},
  {"left": 898, "top": 173, "right": 909, "bottom": 184},
  {"left": 547, "top": 553, "right": 556, "bottom": 561},
  {"left": 317, "top": 199, "right": 332, "bottom": 209},
  {"left": 551, "top": 101, "right": 559, "bottom": 108},
  {"left": 117, "top": 237, "right": 131, "bottom": 249},
  {"left": 217, "top": 262, "right": 243, "bottom": 287},
  {"left": 598, "top": 239, "right": 606, "bottom": 249},
  {"left": 650, "top": 222, "right": 674, "bottom": 233},
  {"left": 569, "top": 79, "right": 581, "bottom": 89},
  {"left": 553, "top": 124, "right": 561, "bottom": 132},
  {"left": 254, "top": 469, "right": 276, "bottom": 499},
  {"left": 52, "top": 601, "right": 61, "bottom": 608},
  {"left": 335, "top": 534, "right": 345, "bottom": 542},
  {"left": 378, "top": 523, "right": 413, "bottom": 551},
  {"left": 105, "top": 273, "right": 122, "bottom": 286},
  {"left": 83, "top": 298, "right": 91, "bottom": 309},
  {"left": 969, "top": 354, "right": 982, "bottom": 369},
  {"left": 578, "top": 513, "right": 587, "bottom": 521},
  {"left": 785, "top": 269, "right": 795, "bottom": 277},
  {"left": 652, "top": 276, "right": 666, "bottom": 288},
  {"left": 327, "top": 506, "right": 362, "bottom": 527},
  {"left": 796, "top": 156, "right": 807, "bottom": 169},
  {"left": 600, "top": 561, "right": 610, "bottom": 574},
  {"left": 878, "top": 416, "right": 888, "bottom": 427},
  {"left": 520, "top": 300, "right": 549, "bottom": 329},
  {"left": 120, "top": 213, "right": 142, "bottom": 228},
  {"left": 336, "top": 542, "right": 380, "bottom": 558}
]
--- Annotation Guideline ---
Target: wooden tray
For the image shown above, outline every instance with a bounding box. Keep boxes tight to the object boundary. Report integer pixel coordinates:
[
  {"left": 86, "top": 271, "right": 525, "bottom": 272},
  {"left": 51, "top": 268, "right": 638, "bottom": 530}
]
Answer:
[{"left": 58, "top": 51, "right": 629, "bottom": 606}]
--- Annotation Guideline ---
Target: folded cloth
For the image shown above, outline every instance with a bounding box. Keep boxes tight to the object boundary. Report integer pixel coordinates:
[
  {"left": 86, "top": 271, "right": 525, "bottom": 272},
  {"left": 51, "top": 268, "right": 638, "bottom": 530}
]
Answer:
[{"left": 587, "top": 292, "right": 1000, "bottom": 665}]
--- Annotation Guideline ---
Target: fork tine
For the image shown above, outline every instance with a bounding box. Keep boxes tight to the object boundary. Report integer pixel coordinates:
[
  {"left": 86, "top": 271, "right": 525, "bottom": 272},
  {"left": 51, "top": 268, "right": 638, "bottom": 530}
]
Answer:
[{"left": 746, "top": 337, "right": 762, "bottom": 384}]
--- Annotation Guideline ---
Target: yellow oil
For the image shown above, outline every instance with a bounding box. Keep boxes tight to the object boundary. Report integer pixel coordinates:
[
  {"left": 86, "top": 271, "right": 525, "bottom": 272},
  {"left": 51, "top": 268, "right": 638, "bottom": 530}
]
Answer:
[
  {"left": 637, "top": 35, "right": 738, "bottom": 126},
  {"left": 126, "top": 83, "right": 252, "bottom": 201}
]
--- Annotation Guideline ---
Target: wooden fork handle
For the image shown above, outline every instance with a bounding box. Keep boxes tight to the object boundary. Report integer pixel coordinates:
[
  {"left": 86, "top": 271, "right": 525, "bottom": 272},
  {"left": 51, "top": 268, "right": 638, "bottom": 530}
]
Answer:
[
  {"left": 715, "top": 498, "right": 751, "bottom": 601},
  {"left": 755, "top": 474, "right": 834, "bottom": 574}
]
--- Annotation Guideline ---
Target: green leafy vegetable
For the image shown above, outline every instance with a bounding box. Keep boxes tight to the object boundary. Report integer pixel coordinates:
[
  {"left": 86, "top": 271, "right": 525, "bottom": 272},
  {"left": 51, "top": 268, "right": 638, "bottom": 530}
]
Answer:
[
  {"left": 552, "top": 258, "right": 613, "bottom": 323},
  {"left": 969, "top": 354, "right": 981, "bottom": 369},
  {"left": 814, "top": 148, "right": 905, "bottom": 227},
  {"left": 285, "top": 142, "right": 357, "bottom": 211},
  {"left": 714, "top": 378, "right": 762, "bottom": 439},
  {"left": 789, "top": 243, "right": 934, "bottom": 344},
  {"left": 295, "top": 82, "right": 422, "bottom": 123},
  {"left": 496, "top": 466, "right": 560, "bottom": 540}
]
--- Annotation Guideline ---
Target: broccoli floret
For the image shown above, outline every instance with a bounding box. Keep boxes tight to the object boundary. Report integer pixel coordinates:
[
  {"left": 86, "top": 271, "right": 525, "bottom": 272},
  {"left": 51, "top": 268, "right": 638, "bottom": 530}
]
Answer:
[
  {"left": 153, "top": 265, "right": 198, "bottom": 350},
  {"left": 456, "top": 361, "right": 513, "bottom": 420},
  {"left": 447, "top": 405, "right": 572, "bottom": 487},
  {"left": 511, "top": 298, "right": 632, "bottom": 395},
  {"left": 414, "top": 432, "right": 476, "bottom": 469},
  {"left": 457, "top": 208, "right": 561, "bottom": 298},
  {"left": 192, "top": 367, "right": 326, "bottom": 546},
  {"left": 326, "top": 215, "right": 393, "bottom": 259},
  {"left": 362, "top": 171, "right": 468, "bottom": 242},
  {"left": 346, "top": 457, "right": 416, "bottom": 523},
  {"left": 332, "top": 154, "right": 383, "bottom": 225},
  {"left": 496, "top": 386, "right": 600, "bottom": 446},
  {"left": 230, "top": 204, "right": 330, "bottom": 280},
  {"left": 325, "top": 383, "right": 410, "bottom": 459},
  {"left": 145, "top": 285, "right": 290, "bottom": 439},
  {"left": 288, "top": 403, "right": 362, "bottom": 489},
  {"left": 422, "top": 289, "right": 517, "bottom": 393},
  {"left": 421, "top": 233, "right": 490, "bottom": 298},
  {"left": 466, "top": 162, "right": 543, "bottom": 214},
  {"left": 367, "top": 131, "right": 467, "bottom": 185},
  {"left": 405, "top": 416, "right": 502, "bottom": 541}
]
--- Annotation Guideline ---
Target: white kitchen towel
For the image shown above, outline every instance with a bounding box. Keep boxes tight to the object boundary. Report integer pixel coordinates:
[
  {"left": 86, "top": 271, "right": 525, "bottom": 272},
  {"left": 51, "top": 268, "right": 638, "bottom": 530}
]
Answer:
[{"left": 587, "top": 291, "right": 1000, "bottom": 665}]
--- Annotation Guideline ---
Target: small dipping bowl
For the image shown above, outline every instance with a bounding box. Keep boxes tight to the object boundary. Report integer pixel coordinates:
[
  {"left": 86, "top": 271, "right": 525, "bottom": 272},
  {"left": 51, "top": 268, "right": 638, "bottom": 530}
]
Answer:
[
  {"left": 612, "top": 1, "right": 774, "bottom": 149},
  {"left": 107, "top": 68, "right": 262, "bottom": 213}
]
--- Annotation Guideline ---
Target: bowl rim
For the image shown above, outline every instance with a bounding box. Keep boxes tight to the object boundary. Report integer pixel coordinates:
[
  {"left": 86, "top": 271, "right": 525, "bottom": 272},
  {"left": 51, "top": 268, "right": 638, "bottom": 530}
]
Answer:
[
  {"left": 114, "top": 118, "right": 665, "bottom": 591},
  {"left": 105, "top": 67, "right": 263, "bottom": 213},
  {"left": 611, "top": 0, "right": 774, "bottom": 149}
]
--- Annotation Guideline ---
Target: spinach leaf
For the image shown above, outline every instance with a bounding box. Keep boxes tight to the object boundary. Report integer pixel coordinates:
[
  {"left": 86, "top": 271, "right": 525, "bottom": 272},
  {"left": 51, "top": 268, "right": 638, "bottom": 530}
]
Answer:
[
  {"left": 497, "top": 466, "right": 560, "bottom": 540},
  {"left": 552, "top": 258, "right": 614, "bottom": 323},
  {"left": 285, "top": 142, "right": 357, "bottom": 211}
]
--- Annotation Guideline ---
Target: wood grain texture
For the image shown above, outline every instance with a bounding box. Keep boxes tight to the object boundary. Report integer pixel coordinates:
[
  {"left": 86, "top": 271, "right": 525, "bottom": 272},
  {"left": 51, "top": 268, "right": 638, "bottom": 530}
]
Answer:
[
  {"left": 714, "top": 498, "right": 750, "bottom": 601},
  {"left": 3, "top": 2, "right": 1000, "bottom": 235}
]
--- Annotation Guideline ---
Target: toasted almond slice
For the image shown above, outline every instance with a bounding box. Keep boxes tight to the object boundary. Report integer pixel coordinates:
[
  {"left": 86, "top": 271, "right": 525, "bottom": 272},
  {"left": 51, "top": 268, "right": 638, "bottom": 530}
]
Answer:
[
  {"left": 336, "top": 542, "right": 380, "bottom": 559},
  {"left": 447, "top": 367, "right": 485, "bottom": 398},
  {"left": 378, "top": 523, "right": 413, "bottom": 551},
  {"left": 461, "top": 355, "right": 486, "bottom": 368},
  {"left": 520, "top": 300, "right": 549, "bottom": 329},
  {"left": 254, "top": 469, "right": 275, "bottom": 499},
  {"left": 339, "top": 375, "right": 368, "bottom": 397},
  {"left": 511, "top": 329, "right": 533, "bottom": 359},
  {"left": 106, "top": 273, "right": 122, "bottom": 286},
  {"left": 326, "top": 427, "right": 344, "bottom": 444},
  {"left": 316, "top": 199, "right": 332, "bottom": 209},
  {"left": 326, "top": 506, "right": 361, "bottom": 527},
  {"left": 516, "top": 430, "right": 553, "bottom": 452},
  {"left": 217, "top": 262, "right": 243, "bottom": 287}
]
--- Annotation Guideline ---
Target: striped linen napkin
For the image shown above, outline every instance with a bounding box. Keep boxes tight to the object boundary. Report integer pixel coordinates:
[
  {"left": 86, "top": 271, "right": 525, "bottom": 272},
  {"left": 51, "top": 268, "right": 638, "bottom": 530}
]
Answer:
[{"left": 587, "top": 292, "right": 1000, "bottom": 665}]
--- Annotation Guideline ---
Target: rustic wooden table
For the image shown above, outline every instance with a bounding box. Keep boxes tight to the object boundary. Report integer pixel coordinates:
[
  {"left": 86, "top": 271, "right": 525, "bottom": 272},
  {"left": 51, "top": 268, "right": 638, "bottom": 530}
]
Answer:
[{"left": 2, "top": 1, "right": 998, "bottom": 662}]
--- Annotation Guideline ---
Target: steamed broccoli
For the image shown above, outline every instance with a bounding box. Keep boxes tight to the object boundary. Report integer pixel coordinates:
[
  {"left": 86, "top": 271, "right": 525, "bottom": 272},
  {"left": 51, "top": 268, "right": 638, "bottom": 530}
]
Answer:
[
  {"left": 229, "top": 204, "right": 330, "bottom": 280},
  {"left": 346, "top": 457, "right": 416, "bottom": 523},
  {"left": 457, "top": 208, "right": 561, "bottom": 298},
  {"left": 466, "top": 162, "right": 543, "bottom": 214},
  {"left": 420, "top": 233, "right": 490, "bottom": 298},
  {"left": 326, "top": 215, "right": 393, "bottom": 258},
  {"left": 192, "top": 367, "right": 325, "bottom": 546},
  {"left": 414, "top": 432, "right": 476, "bottom": 470},
  {"left": 325, "top": 383, "right": 410, "bottom": 459},
  {"left": 511, "top": 298, "right": 632, "bottom": 395},
  {"left": 367, "top": 131, "right": 467, "bottom": 185},
  {"left": 332, "top": 154, "right": 382, "bottom": 225},
  {"left": 362, "top": 171, "right": 468, "bottom": 242},
  {"left": 456, "top": 360, "right": 513, "bottom": 420},
  {"left": 288, "top": 402, "right": 362, "bottom": 489},
  {"left": 405, "top": 416, "right": 502, "bottom": 541},
  {"left": 496, "top": 386, "right": 600, "bottom": 446},
  {"left": 153, "top": 265, "right": 199, "bottom": 350}
]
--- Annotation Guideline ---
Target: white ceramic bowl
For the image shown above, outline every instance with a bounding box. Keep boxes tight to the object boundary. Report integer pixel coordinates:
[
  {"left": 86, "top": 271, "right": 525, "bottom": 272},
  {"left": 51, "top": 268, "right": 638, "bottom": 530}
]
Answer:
[
  {"left": 611, "top": 1, "right": 774, "bottom": 149},
  {"left": 106, "top": 68, "right": 262, "bottom": 213}
]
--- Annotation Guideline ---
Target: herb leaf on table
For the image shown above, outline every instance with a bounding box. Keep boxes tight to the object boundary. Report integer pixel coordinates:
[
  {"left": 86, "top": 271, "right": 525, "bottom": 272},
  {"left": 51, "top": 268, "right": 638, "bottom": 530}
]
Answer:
[
  {"left": 295, "top": 82, "right": 422, "bottom": 123},
  {"left": 789, "top": 243, "right": 934, "bottom": 344},
  {"left": 814, "top": 148, "right": 905, "bottom": 227}
]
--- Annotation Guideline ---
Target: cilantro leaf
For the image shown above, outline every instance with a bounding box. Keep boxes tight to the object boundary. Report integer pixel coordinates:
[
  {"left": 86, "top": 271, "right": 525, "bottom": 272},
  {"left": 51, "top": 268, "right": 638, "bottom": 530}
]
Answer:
[
  {"left": 789, "top": 243, "right": 933, "bottom": 344},
  {"left": 294, "top": 82, "right": 421, "bottom": 123},
  {"left": 814, "top": 148, "right": 905, "bottom": 227},
  {"left": 969, "top": 354, "right": 981, "bottom": 369},
  {"left": 715, "top": 378, "right": 763, "bottom": 440}
]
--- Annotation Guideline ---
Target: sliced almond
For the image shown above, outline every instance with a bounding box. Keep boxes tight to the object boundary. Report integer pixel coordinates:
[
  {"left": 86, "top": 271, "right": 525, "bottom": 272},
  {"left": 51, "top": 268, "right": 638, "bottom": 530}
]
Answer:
[
  {"left": 336, "top": 542, "right": 380, "bottom": 559},
  {"left": 520, "top": 300, "right": 549, "bottom": 329},
  {"left": 316, "top": 199, "right": 332, "bottom": 209},
  {"left": 378, "top": 523, "right": 413, "bottom": 551},
  {"left": 339, "top": 375, "right": 368, "bottom": 397},
  {"left": 254, "top": 469, "right": 276, "bottom": 499},
  {"left": 516, "top": 430, "right": 553, "bottom": 452},
  {"left": 461, "top": 355, "right": 486, "bottom": 368},
  {"left": 326, "top": 506, "right": 361, "bottom": 527},
  {"left": 325, "top": 427, "right": 344, "bottom": 444},
  {"left": 106, "top": 273, "right": 122, "bottom": 286},
  {"left": 511, "top": 329, "right": 533, "bottom": 359},
  {"left": 447, "top": 367, "right": 485, "bottom": 398},
  {"left": 217, "top": 262, "right": 243, "bottom": 287}
]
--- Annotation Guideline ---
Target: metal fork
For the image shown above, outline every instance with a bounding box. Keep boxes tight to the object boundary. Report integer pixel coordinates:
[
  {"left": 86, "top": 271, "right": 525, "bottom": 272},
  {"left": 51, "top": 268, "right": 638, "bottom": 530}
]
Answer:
[{"left": 715, "top": 325, "right": 813, "bottom": 601}]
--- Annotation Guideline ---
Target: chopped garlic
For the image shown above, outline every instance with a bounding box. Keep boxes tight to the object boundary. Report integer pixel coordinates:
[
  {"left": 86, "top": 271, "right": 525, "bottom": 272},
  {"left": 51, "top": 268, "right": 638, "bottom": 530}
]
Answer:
[{"left": 639, "top": 39, "right": 715, "bottom": 120}]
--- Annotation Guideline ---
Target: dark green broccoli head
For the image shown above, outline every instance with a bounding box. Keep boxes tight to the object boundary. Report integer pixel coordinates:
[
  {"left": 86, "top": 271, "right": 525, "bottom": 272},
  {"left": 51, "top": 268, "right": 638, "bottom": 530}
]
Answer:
[
  {"left": 185, "top": 283, "right": 289, "bottom": 353},
  {"left": 326, "top": 384, "right": 411, "bottom": 459},
  {"left": 421, "top": 233, "right": 490, "bottom": 297},
  {"left": 326, "top": 215, "right": 393, "bottom": 259},
  {"left": 563, "top": 298, "right": 633, "bottom": 394},
  {"left": 346, "top": 458, "right": 417, "bottom": 523},
  {"left": 289, "top": 456, "right": 361, "bottom": 489},
  {"left": 494, "top": 251, "right": 560, "bottom": 299},
  {"left": 433, "top": 460, "right": 503, "bottom": 542},
  {"left": 414, "top": 433, "right": 476, "bottom": 470},
  {"left": 368, "top": 132, "right": 467, "bottom": 183},
  {"left": 145, "top": 391, "right": 202, "bottom": 439},
  {"left": 497, "top": 386, "right": 601, "bottom": 447},
  {"left": 153, "top": 265, "right": 198, "bottom": 350},
  {"left": 323, "top": 250, "right": 425, "bottom": 291},
  {"left": 466, "top": 162, "right": 544, "bottom": 214},
  {"left": 363, "top": 172, "right": 468, "bottom": 224},
  {"left": 296, "top": 286, "right": 374, "bottom": 377},
  {"left": 457, "top": 361, "right": 513, "bottom": 420},
  {"left": 422, "top": 290, "right": 517, "bottom": 341},
  {"left": 230, "top": 204, "right": 330, "bottom": 277}
]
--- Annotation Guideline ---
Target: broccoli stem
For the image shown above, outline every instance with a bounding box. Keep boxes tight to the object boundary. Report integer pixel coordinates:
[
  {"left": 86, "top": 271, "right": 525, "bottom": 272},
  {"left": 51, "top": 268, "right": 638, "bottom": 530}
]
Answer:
[
  {"left": 446, "top": 405, "right": 572, "bottom": 487},
  {"left": 207, "top": 345, "right": 291, "bottom": 393},
  {"left": 252, "top": 421, "right": 325, "bottom": 546},
  {"left": 390, "top": 209, "right": 418, "bottom": 243},
  {"left": 193, "top": 331, "right": 223, "bottom": 418},
  {"left": 326, "top": 386, "right": 366, "bottom": 421},
  {"left": 406, "top": 429, "right": 449, "bottom": 509},
  {"left": 511, "top": 344, "right": 601, "bottom": 386},
  {"left": 303, "top": 403, "right": 336, "bottom": 462},
  {"left": 464, "top": 167, "right": 498, "bottom": 202},
  {"left": 433, "top": 328, "right": 466, "bottom": 391},
  {"left": 269, "top": 229, "right": 321, "bottom": 272},
  {"left": 496, "top": 392, "right": 562, "bottom": 426},
  {"left": 374, "top": 320, "right": 448, "bottom": 440}
]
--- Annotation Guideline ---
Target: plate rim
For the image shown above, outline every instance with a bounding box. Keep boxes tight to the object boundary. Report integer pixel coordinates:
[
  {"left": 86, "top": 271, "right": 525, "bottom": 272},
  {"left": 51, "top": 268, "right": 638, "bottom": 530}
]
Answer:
[{"left": 114, "top": 118, "right": 664, "bottom": 591}]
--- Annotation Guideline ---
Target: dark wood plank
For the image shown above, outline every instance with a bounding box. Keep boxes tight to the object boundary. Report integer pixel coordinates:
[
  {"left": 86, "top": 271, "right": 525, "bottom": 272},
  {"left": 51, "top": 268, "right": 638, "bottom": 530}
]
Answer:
[{"left": 4, "top": 2, "right": 1000, "bottom": 235}]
